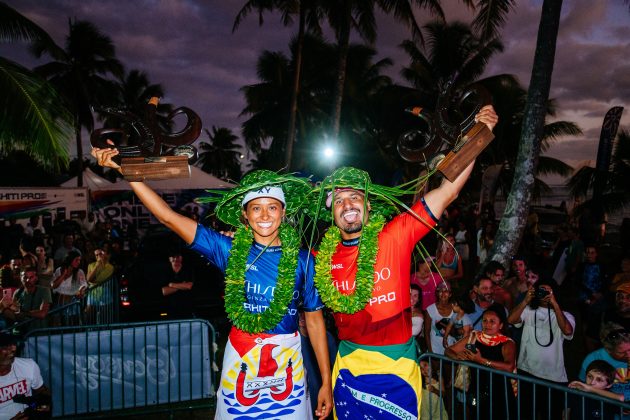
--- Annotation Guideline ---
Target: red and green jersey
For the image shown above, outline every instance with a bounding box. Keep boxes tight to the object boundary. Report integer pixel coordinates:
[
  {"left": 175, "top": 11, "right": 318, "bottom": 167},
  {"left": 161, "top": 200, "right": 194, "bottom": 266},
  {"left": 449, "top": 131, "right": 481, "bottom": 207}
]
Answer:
[{"left": 330, "top": 198, "right": 438, "bottom": 345}]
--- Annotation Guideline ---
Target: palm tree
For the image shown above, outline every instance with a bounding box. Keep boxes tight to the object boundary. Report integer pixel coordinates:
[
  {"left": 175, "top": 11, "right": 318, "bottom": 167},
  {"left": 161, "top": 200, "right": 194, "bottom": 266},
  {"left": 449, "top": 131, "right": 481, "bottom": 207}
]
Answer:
[
  {"left": 115, "top": 69, "right": 166, "bottom": 114},
  {"left": 567, "top": 129, "right": 630, "bottom": 218},
  {"left": 323, "top": 0, "right": 445, "bottom": 139},
  {"left": 477, "top": 75, "right": 577, "bottom": 201},
  {"left": 233, "top": 0, "right": 325, "bottom": 170},
  {"left": 240, "top": 49, "right": 293, "bottom": 168},
  {"left": 197, "top": 126, "right": 243, "bottom": 181},
  {"left": 32, "top": 19, "right": 124, "bottom": 186},
  {"left": 0, "top": 1, "right": 73, "bottom": 171},
  {"left": 398, "top": 21, "right": 577, "bottom": 201},
  {"left": 100, "top": 69, "right": 173, "bottom": 137},
  {"left": 241, "top": 35, "right": 396, "bottom": 175},
  {"left": 490, "top": 0, "right": 564, "bottom": 267}
]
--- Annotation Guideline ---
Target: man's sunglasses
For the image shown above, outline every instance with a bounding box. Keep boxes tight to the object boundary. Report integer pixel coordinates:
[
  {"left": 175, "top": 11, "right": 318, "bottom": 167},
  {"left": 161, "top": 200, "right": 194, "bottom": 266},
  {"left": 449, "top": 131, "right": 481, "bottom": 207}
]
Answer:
[{"left": 605, "top": 329, "right": 628, "bottom": 342}]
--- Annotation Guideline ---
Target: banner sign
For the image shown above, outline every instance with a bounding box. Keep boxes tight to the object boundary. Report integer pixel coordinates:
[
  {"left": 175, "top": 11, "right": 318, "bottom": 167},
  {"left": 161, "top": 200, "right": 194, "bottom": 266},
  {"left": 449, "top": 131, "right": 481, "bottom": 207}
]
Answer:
[
  {"left": 0, "top": 187, "right": 88, "bottom": 220},
  {"left": 25, "top": 321, "right": 214, "bottom": 417},
  {"left": 92, "top": 189, "right": 212, "bottom": 232},
  {"left": 596, "top": 106, "right": 624, "bottom": 172}
]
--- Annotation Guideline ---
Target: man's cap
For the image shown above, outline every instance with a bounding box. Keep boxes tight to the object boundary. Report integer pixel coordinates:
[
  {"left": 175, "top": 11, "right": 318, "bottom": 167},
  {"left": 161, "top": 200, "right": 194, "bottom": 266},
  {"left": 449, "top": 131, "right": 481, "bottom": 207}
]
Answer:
[
  {"left": 242, "top": 186, "right": 286, "bottom": 207},
  {"left": 0, "top": 333, "right": 18, "bottom": 347}
]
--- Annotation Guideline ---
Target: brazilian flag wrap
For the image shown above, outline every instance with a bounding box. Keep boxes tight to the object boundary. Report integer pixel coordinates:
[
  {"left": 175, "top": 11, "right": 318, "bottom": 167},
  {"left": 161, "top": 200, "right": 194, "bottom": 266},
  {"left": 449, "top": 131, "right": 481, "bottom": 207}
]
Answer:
[{"left": 332, "top": 338, "right": 422, "bottom": 420}]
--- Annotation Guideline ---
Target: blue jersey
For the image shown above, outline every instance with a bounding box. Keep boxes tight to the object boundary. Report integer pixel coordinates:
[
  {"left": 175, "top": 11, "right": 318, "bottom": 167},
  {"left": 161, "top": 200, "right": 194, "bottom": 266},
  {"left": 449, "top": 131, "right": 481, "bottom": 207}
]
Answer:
[{"left": 190, "top": 224, "right": 324, "bottom": 334}]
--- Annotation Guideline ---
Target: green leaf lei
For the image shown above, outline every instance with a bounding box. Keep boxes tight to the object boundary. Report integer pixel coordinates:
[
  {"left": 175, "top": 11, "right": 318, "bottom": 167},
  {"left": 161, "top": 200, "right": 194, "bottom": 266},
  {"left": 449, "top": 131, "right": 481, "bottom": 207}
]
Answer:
[
  {"left": 314, "top": 214, "right": 386, "bottom": 313},
  {"left": 224, "top": 223, "right": 299, "bottom": 333}
]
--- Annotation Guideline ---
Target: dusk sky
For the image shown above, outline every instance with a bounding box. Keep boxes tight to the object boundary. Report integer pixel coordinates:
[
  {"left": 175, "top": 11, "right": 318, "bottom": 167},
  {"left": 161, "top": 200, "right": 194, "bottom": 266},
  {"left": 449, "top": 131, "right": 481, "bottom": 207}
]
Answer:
[{"left": 3, "top": 0, "right": 630, "bottom": 178}]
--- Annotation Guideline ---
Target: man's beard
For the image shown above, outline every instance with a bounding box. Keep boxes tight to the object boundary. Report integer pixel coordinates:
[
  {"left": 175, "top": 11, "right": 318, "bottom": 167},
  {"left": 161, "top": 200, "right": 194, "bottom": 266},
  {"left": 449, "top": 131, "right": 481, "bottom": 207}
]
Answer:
[{"left": 341, "top": 221, "right": 363, "bottom": 234}]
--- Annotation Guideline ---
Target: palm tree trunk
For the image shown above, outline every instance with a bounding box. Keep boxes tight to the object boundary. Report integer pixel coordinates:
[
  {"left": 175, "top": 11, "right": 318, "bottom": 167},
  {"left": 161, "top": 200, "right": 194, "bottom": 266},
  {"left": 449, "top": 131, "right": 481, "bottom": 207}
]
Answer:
[
  {"left": 75, "top": 119, "right": 84, "bottom": 187},
  {"left": 331, "top": 1, "right": 351, "bottom": 138},
  {"left": 285, "top": 0, "right": 306, "bottom": 171},
  {"left": 490, "top": 0, "right": 563, "bottom": 268}
]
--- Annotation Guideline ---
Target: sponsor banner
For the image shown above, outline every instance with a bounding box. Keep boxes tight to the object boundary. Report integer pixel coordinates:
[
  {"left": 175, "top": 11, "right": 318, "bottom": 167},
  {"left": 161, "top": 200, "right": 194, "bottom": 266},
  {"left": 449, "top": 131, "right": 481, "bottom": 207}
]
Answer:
[
  {"left": 0, "top": 188, "right": 88, "bottom": 220},
  {"left": 25, "top": 321, "right": 214, "bottom": 417},
  {"left": 92, "top": 189, "right": 213, "bottom": 232}
]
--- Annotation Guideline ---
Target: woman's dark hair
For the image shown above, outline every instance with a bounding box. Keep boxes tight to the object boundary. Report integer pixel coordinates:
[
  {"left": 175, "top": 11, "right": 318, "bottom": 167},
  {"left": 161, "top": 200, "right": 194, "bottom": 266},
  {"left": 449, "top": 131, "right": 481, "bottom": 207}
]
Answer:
[
  {"left": 19, "top": 237, "right": 35, "bottom": 254},
  {"left": 410, "top": 284, "right": 423, "bottom": 310},
  {"left": 483, "top": 303, "right": 507, "bottom": 327},
  {"left": 62, "top": 250, "right": 81, "bottom": 286},
  {"left": 451, "top": 293, "right": 475, "bottom": 314}
]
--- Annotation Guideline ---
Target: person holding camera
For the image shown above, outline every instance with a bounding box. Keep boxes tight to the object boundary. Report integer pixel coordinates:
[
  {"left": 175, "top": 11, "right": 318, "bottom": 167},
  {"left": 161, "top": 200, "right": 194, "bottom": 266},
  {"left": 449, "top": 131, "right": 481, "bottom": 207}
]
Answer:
[{"left": 507, "top": 279, "right": 575, "bottom": 419}]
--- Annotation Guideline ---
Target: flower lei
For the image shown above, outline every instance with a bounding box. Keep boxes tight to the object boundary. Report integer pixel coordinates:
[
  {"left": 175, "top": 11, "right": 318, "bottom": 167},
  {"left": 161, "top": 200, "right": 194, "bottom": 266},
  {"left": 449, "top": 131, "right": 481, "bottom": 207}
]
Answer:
[
  {"left": 224, "top": 223, "right": 299, "bottom": 333},
  {"left": 314, "top": 214, "right": 385, "bottom": 313}
]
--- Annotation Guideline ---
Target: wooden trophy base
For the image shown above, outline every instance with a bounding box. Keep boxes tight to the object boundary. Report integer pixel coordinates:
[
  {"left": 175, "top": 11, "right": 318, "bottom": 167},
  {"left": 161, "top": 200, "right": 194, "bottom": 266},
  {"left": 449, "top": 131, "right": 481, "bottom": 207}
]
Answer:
[
  {"left": 436, "top": 122, "right": 495, "bottom": 182},
  {"left": 120, "top": 156, "right": 191, "bottom": 181}
]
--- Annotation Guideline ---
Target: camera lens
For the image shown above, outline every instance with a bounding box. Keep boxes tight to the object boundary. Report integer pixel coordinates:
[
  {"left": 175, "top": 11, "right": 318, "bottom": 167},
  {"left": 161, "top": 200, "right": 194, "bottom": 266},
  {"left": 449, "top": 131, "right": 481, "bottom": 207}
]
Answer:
[{"left": 535, "top": 287, "right": 549, "bottom": 299}]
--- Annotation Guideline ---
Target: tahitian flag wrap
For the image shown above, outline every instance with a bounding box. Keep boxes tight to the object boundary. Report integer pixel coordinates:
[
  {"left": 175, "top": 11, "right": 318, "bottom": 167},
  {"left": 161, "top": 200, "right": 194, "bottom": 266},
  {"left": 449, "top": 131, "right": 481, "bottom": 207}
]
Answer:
[
  {"left": 332, "top": 338, "right": 422, "bottom": 420},
  {"left": 216, "top": 328, "right": 310, "bottom": 419}
]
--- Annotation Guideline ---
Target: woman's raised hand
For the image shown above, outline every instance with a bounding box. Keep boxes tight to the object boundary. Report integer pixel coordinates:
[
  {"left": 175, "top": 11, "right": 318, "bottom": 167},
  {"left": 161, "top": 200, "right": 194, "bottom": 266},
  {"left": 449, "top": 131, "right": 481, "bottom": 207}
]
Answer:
[{"left": 91, "top": 139, "right": 121, "bottom": 171}]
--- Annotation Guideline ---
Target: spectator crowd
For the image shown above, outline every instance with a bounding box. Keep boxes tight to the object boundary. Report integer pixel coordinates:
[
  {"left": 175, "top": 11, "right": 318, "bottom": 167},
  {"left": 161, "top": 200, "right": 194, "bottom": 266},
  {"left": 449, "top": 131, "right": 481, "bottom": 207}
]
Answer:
[
  {"left": 0, "top": 212, "right": 126, "bottom": 332},
  {"left": 2, "top": 198, "right": 630, "bottom": 419},
  {"left": 408, "top": 201, "right": 630, "bottom": 418}
]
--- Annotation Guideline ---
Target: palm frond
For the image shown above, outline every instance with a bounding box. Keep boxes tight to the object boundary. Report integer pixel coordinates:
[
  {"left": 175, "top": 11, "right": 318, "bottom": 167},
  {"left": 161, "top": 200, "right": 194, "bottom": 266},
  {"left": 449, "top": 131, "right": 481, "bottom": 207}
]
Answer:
[
  {"left": 536, "top": 155, "right": 573, "bottom": 177},
  {"left": 541, "top": 121, "right": 582, "bottom": 150},
  {"left": 0, "top": 58, "right": 71, "bottom": 171},
  {"left": 566, "top": 165, "right": 595, "bottom": 199},
  {"left": 0, "top": 1, "right": 56, "bottom": 45},
  {"left": 472, "top": 0, "right": 517, "bottom": 41}
]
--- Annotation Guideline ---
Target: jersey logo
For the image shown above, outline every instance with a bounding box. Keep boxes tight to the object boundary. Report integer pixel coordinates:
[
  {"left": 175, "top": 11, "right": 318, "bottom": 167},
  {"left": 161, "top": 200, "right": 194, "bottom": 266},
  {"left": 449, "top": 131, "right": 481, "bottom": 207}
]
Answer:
[
  {"left": 236, "top": 344, "right": 294, "bottom": 406},
  {"left": 369, "top": 291, "right": 397, "bottom": 306}
]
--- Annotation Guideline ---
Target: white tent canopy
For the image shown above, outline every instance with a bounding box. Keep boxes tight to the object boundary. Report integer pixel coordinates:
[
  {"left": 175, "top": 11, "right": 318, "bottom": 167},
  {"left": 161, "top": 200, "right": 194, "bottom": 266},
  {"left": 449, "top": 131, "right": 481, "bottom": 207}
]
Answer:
[
  {"left": 61, "top": 167, "right": 119, "bottom": 190},
  {"left": 145, "top": 165, "right": 235, "bottom": 190},
  {"left": 61, "top": 166, "right": 234, "bottom": 191}
]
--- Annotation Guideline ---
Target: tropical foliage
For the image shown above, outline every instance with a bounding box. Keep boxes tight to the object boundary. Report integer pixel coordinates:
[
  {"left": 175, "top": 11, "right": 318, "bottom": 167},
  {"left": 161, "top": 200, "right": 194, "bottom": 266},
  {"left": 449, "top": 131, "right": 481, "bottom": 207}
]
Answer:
[
  {"left": 398, "top": 20, "right": 578, "bottom": 199},
  {"left": 567, "top": 129, "right": 630, "bottom": 215},
  {"left": 233, "top": 0, "right": 326, "bottom": 170},
  {"left": 197, "top": 126, "right": 243, "bottom": 181},
  {"left": 32, "top": 19, "right": 124, "bottom": 186},
  {"left": 0, "top": 1, "right": 73, "bottom": 171},
  {"left": 490, "top": 0, "right": 565, "bottom": 267},
  {"left": 241, "top": 34, "right": 400, "bottom": 178}
]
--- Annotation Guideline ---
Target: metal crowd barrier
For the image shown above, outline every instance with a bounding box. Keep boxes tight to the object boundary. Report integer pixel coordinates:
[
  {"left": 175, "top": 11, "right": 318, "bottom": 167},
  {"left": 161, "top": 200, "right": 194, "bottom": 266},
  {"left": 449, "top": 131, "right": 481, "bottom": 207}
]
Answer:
[
  {"left": 3, "top": 276, "right": 120, "bottom": 335},
  {"left": 23, "top": 319, "right": 217, "bottom": 418},
  {"left": 83, "top": 276, "right": 120, "bottom": 325},
  {"left": 418, "top": 352, "right": 630, "bottom": 420}
]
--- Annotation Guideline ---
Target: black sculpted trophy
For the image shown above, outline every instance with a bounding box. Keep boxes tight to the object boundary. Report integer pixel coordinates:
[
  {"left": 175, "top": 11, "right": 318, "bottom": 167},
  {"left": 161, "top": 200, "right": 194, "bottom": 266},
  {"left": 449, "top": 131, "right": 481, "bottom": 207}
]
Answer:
[
  {"left": 91, "top": 97, "right": 202, "bottom": 181},
  {"left": 397, "top": 76, "right": 495, "bottom": 182}
]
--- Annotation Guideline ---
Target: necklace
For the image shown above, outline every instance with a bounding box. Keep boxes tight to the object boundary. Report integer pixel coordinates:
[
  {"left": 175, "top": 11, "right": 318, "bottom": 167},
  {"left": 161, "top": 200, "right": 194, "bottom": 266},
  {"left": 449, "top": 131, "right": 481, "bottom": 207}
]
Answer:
[
  {"left": 314, "top": 215, "right": 385, "bottom": 313},
  {"left": 224, "top": 224, "right": 299, "bottom": 333}
]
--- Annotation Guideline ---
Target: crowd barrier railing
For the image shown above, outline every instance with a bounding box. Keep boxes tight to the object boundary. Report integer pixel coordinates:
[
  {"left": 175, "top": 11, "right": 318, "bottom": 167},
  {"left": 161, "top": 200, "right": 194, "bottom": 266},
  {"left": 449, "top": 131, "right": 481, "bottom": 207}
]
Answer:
[
  {"left": 82, "top": 276, "right": 119, "bottom": 325},
  {"left": 3, "top": 276, "right": 120, "bottom": 334},
  {"left": 418, "top": 352, "right": 630, "bottom": 420},
  {"left": 23, "top": 319, "right": 217, "bottom": 418}
]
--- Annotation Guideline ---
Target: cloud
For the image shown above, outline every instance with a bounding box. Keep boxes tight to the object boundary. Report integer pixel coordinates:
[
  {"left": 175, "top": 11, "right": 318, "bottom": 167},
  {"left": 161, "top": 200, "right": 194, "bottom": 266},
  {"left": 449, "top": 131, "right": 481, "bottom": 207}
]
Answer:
[{"left": 3, "top": 0, "right": 630, "bottom": 167}]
